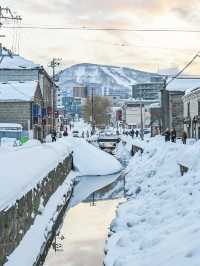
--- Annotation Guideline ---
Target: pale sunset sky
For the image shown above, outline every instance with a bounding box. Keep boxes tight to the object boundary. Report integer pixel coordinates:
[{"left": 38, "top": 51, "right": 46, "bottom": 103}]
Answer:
[{"left": 1, "top": 0, "right": 200, "bottom": 74}]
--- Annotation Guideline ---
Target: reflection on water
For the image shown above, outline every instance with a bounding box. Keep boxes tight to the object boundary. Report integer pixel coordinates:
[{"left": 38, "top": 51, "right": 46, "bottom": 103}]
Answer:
[{"left": 44, "top": 199, "right": 122, "bottom": 266}]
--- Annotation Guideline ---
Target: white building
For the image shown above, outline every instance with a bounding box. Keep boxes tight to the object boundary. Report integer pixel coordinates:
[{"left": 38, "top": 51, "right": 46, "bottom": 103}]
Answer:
[{"left": 122, "top": 100, "right": 153, "bottom": 128}]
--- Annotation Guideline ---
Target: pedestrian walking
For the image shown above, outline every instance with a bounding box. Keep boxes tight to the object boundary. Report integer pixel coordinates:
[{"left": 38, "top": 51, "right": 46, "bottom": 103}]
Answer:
[
  {"left": 60, "top": 123, "right": 64, "bottom": 132},
  {"left": 164, "top": 128, "right": 170, "bottom": 142},
  {"left": 182, "top": 131, "right": 187, "bottom": 144},
  {"left": 170, "top": 128, "right": 176, "bottom": 143},
  {"left": 51, "top": 129, "right": 57, "bottom": 142},
  {"left": 130, "top": 129, "right": 135, "bottom": 138},
  {"left": 63, "top": 128, "right": 68, "bottom": 137},
  {"left": 135, "top": 130, "right": 139, "bottom": 137}
]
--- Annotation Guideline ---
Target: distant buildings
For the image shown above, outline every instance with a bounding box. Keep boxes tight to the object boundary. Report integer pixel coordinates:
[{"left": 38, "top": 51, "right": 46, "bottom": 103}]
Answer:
[
  {"left": 73, "top": 85, "right": 87, "bottom": 98},
  {"left": 122, "top": 100, "right": 154, "bottom": 128},
  {"left": 132, "top": 82, "right": 164, "bottom": 102}
]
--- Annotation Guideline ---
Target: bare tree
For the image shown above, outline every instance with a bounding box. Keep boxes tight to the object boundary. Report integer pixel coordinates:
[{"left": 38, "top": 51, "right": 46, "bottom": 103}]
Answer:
[{"left": 82, "top": 96, "right": 112, "bottom": 127}]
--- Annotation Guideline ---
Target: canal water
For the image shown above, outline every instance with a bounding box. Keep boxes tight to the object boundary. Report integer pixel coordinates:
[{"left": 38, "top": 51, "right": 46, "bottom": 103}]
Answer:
[{"left": 44, "top": 199, "right": 122, "bottom": 266}]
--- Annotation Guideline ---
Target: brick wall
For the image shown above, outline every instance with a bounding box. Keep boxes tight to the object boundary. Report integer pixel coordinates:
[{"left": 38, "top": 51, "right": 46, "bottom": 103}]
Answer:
[{"left": 0, "top": 101, "right": 32, "bottom": 130}]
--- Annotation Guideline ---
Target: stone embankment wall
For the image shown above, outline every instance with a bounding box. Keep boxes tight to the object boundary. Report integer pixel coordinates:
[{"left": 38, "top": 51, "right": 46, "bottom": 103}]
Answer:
[{"left": 0, "top": 154, "right": 73, "bottom": 265}]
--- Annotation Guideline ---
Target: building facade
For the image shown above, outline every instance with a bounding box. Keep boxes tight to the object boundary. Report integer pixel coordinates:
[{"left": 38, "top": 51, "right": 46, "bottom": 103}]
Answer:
[
  {"left": 122, "top": 100, "right": 152, "bottom": 128},
  {"left": 183, "top": 88, "right": 200, "bottom": 139},
  {"left": 161, "top": 88, "right": 184, "bottom": 137},
  {"left": 0, "top": 48, "right": 55, "bottom": 136},
  {"left": 73, "top": 85, "right": 88, "bottom": 98},
  {"left": 132, "top": 82, "right": 164, "bottom": 102},
  {"left": 0, "top": 81, "right": 44, "bottom": 140}
]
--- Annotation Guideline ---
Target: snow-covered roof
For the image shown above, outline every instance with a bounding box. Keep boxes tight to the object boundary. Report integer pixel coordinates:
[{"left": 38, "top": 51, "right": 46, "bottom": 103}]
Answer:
[
  {"left": 167, "top": 78, "right": 200, "bottom": 92},
  {"left": 0, "top": 48, "right": 40, "bottom": 70},
  {"left": 0, "top": 81, "right": 39, "bottom": 101}
]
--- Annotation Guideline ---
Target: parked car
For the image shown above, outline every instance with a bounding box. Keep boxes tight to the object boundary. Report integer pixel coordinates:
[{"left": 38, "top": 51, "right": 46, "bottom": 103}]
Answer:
[
  {"left": 72, "top": 130, "right": 79, "bottom": 137},
  {"left": 143, "top": 128, "right": 151, "bottom": 134},
  {"left": 97, "top": 136, "right": 121, "bottom": 154}
]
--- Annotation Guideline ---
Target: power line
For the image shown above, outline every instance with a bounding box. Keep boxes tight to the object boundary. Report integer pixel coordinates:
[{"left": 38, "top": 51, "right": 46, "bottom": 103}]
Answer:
[
  {"left": 166, "top": 52, "right": 200, "bottom": 87},
  {"left": 3, "top": 24, "right": 200, "bottom": 33}
]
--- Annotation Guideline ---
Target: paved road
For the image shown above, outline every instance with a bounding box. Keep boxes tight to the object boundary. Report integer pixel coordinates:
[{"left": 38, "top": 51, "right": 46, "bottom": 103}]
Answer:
[{"left": 44, "top": 199, "right": 122, "bottom": 266}]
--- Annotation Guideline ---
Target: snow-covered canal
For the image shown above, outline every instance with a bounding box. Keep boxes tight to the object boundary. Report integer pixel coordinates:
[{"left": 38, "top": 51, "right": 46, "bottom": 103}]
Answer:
[{"left": 44, "top": 199, "right": 122, "bottom": 266}]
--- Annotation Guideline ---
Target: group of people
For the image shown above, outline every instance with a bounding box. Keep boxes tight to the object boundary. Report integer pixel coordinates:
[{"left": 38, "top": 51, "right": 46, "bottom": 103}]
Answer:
[
  {"left": 123, "top": 129, "right": 140, "bottom": 138},
  {"left": 164, "top": 128, "right": 187, "bottom": 144},
  {"left": 51, "top": 127, "right": 68, "bottom": 142}
]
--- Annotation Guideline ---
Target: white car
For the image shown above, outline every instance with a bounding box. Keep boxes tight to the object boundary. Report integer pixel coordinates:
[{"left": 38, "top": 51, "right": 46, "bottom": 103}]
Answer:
[{"left": 72, "top": 130, "right": 79, "bottom": 137}]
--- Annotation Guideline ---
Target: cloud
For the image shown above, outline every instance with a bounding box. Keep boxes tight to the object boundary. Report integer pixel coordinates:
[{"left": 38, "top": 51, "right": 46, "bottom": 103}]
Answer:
[{"left": 2, "top": 0, "right": 200, "bottom": 74}]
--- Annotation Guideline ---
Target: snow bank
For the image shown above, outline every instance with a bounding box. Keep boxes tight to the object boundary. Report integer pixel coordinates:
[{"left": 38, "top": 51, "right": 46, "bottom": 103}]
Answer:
[
  {"left": 0, "top": 139, "right": 71, "bottom": 211},
  {"left": 104, "top": 137, "right": 200, "bottom": 266},
  {"left": 0, "top": 135, "right": 122, "bottom": 211},
  {"left": 5, "top": 171, "right": 76, "bottom": 266},
  {"left": 65, "top": 137, "right": 122, "bottom": 176}
]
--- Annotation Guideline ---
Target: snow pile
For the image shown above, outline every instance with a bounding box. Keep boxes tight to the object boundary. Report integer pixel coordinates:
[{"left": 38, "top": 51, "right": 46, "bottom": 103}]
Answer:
[
  {"left": 0, "top": 134, "right": 122, "bottom": 211},
  {"left": 0, "top": 138, "right": 71, "bottom": 211},
  {"left": 65, "top": 137, "right": 122, "bottom": 176},
  {"left": 104, "top": 137, "right": 200, "bottom": 266}
]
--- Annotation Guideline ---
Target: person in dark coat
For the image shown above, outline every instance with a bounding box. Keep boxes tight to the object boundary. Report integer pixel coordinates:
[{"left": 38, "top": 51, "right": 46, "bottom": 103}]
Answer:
[
  {"left": 51, "top": 130, "right": 57, "bottom": 142},
  {"left": 63, "top": 128, "right": 68, "bottom": 137},
  {"left": 135, "top": 130, "right": 139, "bottom": 137},
  {"left": 164, "top": 128, "right": 170, "bottom": 142},
  {"left": 130, "top": 129, "right": 135, "bottom": 138},
  {"left": 171, "top": 128, "right": 176, "bottom": 143},
  {"left": 182, "top": 131, "right": 187, "bottom": 144}
]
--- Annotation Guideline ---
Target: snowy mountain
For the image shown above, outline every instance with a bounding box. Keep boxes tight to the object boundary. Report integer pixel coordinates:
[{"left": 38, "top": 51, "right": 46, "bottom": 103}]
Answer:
[{"left": 57, "top": 63, "right": 162, "bottom": 97}]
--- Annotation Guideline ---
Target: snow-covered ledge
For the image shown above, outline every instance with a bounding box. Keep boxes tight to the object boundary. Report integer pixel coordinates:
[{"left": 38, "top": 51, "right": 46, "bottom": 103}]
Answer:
[{"left": 0, "top": 140, "right": 73, "bottom": 265}]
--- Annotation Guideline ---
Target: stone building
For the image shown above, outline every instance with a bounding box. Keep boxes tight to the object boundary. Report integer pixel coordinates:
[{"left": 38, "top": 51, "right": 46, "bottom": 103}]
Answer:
[
  {"left": 0, "top": 80, "right": 44, "bottom": 140},
  {"left": 0, "top": 47, "right": 55, "bottom": 136},
  {"left": 161, "top": 78, "right": 200, "bottom": 137},
  {"left": 161, "top": 89, "right": 184, "bottom": 137},
  {"left": 182, "top": 87, "right": 200, "bottom": 139}
]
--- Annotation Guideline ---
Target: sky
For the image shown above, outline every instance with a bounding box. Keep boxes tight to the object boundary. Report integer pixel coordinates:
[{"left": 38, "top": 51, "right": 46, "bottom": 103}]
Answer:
[{"left": 1, "top": 0, "right": 200, "bottom": 74}]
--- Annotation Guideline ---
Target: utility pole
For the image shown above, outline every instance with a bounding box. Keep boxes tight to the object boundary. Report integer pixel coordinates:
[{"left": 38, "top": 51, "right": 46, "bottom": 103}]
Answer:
[
  {"left": 140, "top": 88, "right": 144, "bottom": 140},
  {"left": 0, "top": 6, "right": 22, "bottom": 46},
  {"left": 91, "top": 87, "right": 95, "bottom": 135},
  {"left": 48, "top": 58, "right": 62, "bottom": 130}
]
